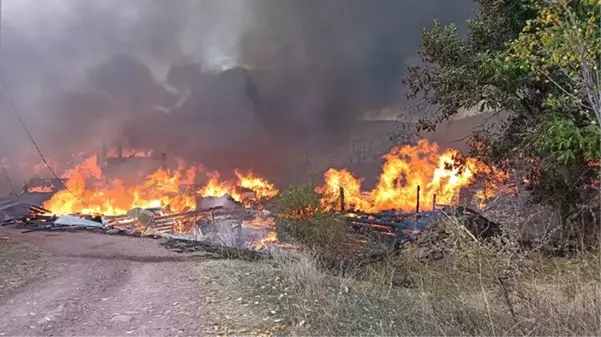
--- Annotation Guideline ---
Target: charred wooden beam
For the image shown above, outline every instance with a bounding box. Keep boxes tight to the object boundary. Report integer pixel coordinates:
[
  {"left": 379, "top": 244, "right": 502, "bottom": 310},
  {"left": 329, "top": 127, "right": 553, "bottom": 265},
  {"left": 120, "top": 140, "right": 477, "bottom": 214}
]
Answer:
[
  {"left": 153, "top": 206, "right": 223, "bottom": 221},
  {"left": 158, "top": 238, "right": 271, "bottom": 261},
  {"left": 345, "top": 217, "right": 407, "bottom": 229},
  {"left": 344, "top": 210, "right": 417, "bottom": 218},
  {"left": 30, "top": 205, "right": 52, "bottom": 214},
  {"left": 339, "top": 186, "right": 345, "bottom": 212},
  {"left": 105, "top": 214, "right": 132, "bottom": 221},
  {"left": 347, "top": 222, "right": 396, "bottom": 234},
  {"left": 153, "top": 214, "right": 203, "bottom": 223},
  {"left": 416, "top": 185, "right": 421, "bottom": 214}
]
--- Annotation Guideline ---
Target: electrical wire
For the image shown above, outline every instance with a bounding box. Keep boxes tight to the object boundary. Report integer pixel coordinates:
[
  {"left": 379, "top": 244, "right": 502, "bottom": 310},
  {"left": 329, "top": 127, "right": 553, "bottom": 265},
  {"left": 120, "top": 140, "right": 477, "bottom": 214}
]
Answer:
[
  {"left": 7, "top": 97, "right": 90, "bottom": 208},
  {"left": 0, "top": 163, "right": 16, "bottom": 194}
]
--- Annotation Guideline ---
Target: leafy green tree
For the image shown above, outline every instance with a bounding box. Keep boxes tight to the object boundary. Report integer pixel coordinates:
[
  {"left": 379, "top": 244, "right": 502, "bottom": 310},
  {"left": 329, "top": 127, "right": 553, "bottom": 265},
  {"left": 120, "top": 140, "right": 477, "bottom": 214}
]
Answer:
[
  {"left": 404, "top": 0, "right": 600, "bottom": 242},
  {"left": 505, "top": 0, "right": 601, "bottom": 164},
  {"left": 518, "top": 1, "right": 600, "bottom": 114}
]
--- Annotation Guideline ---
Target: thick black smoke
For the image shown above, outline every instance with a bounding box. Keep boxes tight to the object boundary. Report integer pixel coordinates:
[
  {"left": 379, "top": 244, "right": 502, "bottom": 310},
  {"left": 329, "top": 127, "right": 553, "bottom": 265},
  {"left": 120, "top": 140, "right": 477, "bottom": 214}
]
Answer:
[{"left": 0, "top": 0, "right": 475, "bottom": 184}]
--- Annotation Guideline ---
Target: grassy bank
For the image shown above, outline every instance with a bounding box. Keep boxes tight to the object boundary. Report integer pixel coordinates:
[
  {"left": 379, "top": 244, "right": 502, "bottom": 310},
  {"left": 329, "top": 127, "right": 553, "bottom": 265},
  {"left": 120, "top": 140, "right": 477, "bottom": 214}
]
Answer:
[
  {"left": 195, "top": 258, "right": 291, "bottom": 336},
  {"left": 228, "top": 243, "right": 599, "bottom": 336}
]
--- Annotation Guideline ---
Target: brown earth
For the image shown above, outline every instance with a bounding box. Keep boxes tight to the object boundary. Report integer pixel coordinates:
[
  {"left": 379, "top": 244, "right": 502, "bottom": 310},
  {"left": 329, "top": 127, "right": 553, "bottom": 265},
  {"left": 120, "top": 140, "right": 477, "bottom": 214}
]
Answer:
[{"left": 0, "top": 228, "right": 220, "bottom": 336}]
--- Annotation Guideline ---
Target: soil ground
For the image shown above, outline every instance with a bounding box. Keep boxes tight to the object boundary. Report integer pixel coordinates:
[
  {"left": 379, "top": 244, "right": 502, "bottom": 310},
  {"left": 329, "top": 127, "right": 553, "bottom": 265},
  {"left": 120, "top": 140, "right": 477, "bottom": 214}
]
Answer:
[{"left": 0, "top": 227, "right": 281, "bottom": 337}]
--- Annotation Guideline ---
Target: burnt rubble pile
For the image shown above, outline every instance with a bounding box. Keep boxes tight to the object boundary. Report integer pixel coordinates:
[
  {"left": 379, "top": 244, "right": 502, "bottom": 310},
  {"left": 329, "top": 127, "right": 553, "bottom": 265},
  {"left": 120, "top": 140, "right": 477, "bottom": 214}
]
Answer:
[
  {"left": 0, "top": 202, "right": 36, "bottom": 223},
  {"left": 339, "top": 206, "right": 503, "bottom": 258},
  {"left": 0, "top": 194, "right": 280, "bottom": 258},
  {"left": 1, "top": 189, "right": 507, "bottom": 261},
  {"left": 0, "top": 192, "right": 55, "bottom": 222},
  {"left": 459, "top": 181, "right": 569, "bottom": 245},
  {"left": 411, "top": 207, "right": 502, "bottom": 261}
]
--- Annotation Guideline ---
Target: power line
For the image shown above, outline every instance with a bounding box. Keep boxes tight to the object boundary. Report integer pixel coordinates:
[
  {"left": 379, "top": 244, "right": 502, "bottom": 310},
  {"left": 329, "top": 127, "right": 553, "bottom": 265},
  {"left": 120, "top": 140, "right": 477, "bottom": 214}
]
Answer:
[
  {"left": 0, "top": 162, "right": 15, "bottom": 194},
  {"left": 6, "top": 96, "right": 90, "bottom": 209}
]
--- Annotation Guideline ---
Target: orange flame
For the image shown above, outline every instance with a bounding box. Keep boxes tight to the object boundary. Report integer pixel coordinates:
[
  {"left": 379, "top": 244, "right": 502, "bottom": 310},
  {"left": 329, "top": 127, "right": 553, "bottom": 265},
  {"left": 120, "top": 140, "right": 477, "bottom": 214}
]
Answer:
[
  {"left": 40, "top": 139, "right": 506, "bottom": 218},
  {"left": 42, "top": 155, "right": 197, "bottom": 215},
  {"left": 197, "top": 172, "right": 241, "bottom": 201},
  {"left": 318, "top": 140, "right": 507, "bottom": 212},
  {"left": 235, "top": 170, "right": 279, "bottom": 201},
  {"left": 315, "top": 169, "right": 371, "bottom": 211},
  {"left": 197, "top": 171, "right": 279, "bottom": 204},
  {"left": 27, "top": 185, "right": 54, "bottom": 193},
  {"left": 252, "top": 231, "right": 278, "bottom": 250},
  {"left": 41, "top": 149, "right": 279, "bottom": 216}
]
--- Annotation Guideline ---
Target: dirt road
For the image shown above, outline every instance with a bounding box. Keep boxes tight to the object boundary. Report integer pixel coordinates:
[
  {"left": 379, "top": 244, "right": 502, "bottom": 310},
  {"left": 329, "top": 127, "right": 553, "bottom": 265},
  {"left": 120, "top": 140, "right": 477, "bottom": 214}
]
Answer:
[{"left": 0, "top": 229, "right": 209, "bottom": 336}]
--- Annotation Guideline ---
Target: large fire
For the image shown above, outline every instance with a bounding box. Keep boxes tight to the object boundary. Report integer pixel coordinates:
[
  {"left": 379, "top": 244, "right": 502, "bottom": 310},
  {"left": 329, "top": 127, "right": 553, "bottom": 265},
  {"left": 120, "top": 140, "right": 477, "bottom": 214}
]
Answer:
[
  {"left": 317, "top": 140, "right": 507, "bottom": 212},
  {"left": 41, "top": 141, "right": 505, "bottom": 217},
  {"left": 43, "top": 154, "right": 196, "bottom": 215},
  {"left": 43, "top": 152, "right": 279, "bottom": 216},
  {"left": 197, "top": 170, "right": 279, "bottom": 205}
]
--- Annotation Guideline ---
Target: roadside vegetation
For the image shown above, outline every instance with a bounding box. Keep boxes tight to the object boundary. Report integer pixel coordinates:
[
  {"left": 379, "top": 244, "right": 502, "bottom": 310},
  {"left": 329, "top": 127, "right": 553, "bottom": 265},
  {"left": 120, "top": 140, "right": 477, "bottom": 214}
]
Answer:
[{"left": 236, "top": 183, "right": 599, "bottom": 336}]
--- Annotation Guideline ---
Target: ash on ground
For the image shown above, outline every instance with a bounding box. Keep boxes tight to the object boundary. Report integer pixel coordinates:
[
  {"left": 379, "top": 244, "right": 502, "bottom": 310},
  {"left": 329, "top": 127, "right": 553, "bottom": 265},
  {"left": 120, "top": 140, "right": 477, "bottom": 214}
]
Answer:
[{"left": 193, "top": 195, "right": 277, "bottom": 250}]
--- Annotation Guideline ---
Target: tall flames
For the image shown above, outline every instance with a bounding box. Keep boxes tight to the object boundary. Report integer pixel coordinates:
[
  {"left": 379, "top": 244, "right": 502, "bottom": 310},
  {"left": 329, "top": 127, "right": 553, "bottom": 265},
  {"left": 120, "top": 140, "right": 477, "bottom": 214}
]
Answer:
[
  {"left": 43, "top": 154, "right": 199, "bottom": 215},
  {"left": 195, "top": 170, "right": 279, "bottom": 205},
  {"left": 318, "top": 140, "right": 507, "bottom": 212},
  {"left": 43, "top": 151, "right": 279, "bottom": 216},
  {"left": 41, "top": 141, "right": 506, "bottom": 216}
]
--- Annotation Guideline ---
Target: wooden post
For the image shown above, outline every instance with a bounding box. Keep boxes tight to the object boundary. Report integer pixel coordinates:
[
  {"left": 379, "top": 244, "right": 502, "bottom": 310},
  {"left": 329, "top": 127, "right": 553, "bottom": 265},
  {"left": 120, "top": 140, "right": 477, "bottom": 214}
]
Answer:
[
  {"left": 432, "top": 194, "right": 437, "bottom": 211},
  {"left": 416, "top": 185, "right": 421, "bottom": 214},
  {"left": 339, "top": 186, "right": 345, "bottom": 212},
  {"left": 483, "top": 184, "right": 488, "bottom": 207},
  {"left": 210, "top": 208, "right": 215, "bottom": 224},
  {"left": 117, "top": 146, "right": 123, "bottom": 159}
]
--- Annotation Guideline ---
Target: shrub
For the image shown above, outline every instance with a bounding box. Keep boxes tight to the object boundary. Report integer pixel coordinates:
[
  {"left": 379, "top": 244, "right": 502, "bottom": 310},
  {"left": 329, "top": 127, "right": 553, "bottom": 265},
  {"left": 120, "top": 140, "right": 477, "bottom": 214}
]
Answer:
[
  {"left": 276, "top": 183, "right": 352, "bottom": 258},
  {"left": 277, "top": 183, "right": 323, "bottom": 219}
]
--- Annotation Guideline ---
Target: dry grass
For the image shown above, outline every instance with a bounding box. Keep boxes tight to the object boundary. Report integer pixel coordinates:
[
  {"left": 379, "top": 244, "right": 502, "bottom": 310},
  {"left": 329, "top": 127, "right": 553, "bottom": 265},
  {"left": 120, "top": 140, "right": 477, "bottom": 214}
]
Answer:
[
  {"left": 231, "top": 218, "right": 601, "bottom": 336},
  {"left": 0, "top": 241, "right": 48, "bottom": 298},
  {"left": 202, "top": 184, "right": 600, "bottom": 335},
  {"left": 194, "top": 258, "right": 290, "bottom": 336}
]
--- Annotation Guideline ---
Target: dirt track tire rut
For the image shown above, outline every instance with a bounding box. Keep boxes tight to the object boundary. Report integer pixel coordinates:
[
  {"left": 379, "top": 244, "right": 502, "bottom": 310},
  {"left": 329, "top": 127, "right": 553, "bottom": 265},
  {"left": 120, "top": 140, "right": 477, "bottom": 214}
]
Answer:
[{"left": 0, "top": 230, "right": 208, "bottom": 336}]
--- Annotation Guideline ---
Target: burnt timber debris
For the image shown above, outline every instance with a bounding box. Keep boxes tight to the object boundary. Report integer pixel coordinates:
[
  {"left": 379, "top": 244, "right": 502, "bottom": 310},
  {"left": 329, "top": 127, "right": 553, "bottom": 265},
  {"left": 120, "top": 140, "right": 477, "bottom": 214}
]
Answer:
[
  {"left": 0, "top": 193, "right": 278, "bottom": 260},
  {"left": 337, "top": 185, "right": 502, "bottom": 251},
  {"left": 158, "top": 238, "right": 271, "bottom": 261},
  {"left": 1, "top": 203, "right": 226, "bottom": 237},
  {"left": 1, "top": 182, "right": 503, "bottom": 260},
  {"left": 344, "top": 206, "right": 502, "bottom": 248}
]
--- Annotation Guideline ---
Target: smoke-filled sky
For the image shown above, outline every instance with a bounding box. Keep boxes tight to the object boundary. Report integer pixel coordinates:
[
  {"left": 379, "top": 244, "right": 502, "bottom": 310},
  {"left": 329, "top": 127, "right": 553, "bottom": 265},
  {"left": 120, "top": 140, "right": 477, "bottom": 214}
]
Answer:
[{"left": 0, "top": 0, "right": 475, "bottom": 175}]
